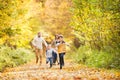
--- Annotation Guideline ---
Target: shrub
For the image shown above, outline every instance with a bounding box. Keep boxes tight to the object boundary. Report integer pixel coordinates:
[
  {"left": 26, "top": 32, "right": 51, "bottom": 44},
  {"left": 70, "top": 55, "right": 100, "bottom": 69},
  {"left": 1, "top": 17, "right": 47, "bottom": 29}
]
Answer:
[
  {"left": 0, "top": 46, "right": 35, "bottom": 72},
  {"left": 68, "top": 46, "right": 120, "bottom": 69},
  {"left": 86, "top": 50, "right": 114, "bottom": 68},
  {"left": 67, "top": 46, "right": 91, "bottom": 63}
]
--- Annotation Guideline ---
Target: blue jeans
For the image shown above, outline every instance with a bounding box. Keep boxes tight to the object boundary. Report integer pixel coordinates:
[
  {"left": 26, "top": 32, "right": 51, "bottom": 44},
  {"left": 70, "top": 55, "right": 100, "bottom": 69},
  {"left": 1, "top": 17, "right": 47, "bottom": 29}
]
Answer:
[
  {"left": 52, "top": 51, "right": 57, "bottom": 63},
  {"left": 59, "top": 53, "right": 65, "bottom": 69},
  {"left": 46, "top": 57, "right": 53, "bottom": 68}
]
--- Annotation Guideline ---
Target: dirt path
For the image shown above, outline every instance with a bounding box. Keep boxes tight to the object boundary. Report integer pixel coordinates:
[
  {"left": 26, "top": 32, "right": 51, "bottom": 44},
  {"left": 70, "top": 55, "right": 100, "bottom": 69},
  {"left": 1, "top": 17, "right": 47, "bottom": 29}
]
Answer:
[{"left": 0, "top": 59, "right": 120, "bottom": 80}]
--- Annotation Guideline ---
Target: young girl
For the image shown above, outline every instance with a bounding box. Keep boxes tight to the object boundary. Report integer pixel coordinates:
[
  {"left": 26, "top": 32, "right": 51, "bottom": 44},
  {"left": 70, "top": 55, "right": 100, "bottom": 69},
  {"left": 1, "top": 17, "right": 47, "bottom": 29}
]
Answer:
[{"left": 56, "top": 35, "right": 66, "bottom": 69}]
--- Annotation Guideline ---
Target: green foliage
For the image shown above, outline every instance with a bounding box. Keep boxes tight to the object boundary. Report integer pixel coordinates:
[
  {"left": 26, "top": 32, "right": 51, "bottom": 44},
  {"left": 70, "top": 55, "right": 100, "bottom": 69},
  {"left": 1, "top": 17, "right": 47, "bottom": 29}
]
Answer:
[
  {"left": 86, "top": 50, "right": 114, "bottom": 68},
  {"left": 0, "top": 46, "right": 35, "bottom": 72},
  {"left": 69, "top": 46, "right": 120, "bottom": 69},
  {"left": 71, "top": 46, "right": 90, "bottom": 63}
]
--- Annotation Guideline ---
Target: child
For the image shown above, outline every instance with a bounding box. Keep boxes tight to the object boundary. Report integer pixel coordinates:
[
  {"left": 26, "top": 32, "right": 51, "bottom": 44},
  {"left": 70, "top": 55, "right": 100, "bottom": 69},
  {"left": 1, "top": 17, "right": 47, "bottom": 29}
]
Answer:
[
  {"left": 46, "top": 44, "right": 56, "bottom": 68},
  {"left": 56, "top": 35, "right": 67, "bottom": 69}
]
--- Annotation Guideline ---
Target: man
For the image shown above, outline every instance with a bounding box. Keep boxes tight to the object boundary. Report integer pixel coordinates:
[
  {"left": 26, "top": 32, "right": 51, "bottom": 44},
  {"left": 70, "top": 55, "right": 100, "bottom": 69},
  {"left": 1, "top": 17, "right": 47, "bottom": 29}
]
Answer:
[{"left": 32, "top": 32, "right": 48, "bottom": 65}]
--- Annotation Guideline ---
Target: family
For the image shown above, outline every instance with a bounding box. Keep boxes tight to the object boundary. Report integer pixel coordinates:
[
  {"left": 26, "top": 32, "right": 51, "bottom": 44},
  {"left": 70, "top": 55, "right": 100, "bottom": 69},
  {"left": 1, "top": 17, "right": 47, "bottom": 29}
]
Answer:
[{"left": 31, "top": 32, "right": 67, "bottom": 69}]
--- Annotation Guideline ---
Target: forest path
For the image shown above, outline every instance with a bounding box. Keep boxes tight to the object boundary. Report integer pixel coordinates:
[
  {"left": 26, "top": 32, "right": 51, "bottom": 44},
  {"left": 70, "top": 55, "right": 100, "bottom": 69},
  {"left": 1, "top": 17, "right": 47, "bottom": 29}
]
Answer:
[{"left": 0, "top": 59, "right": 120, "bottom": 80}]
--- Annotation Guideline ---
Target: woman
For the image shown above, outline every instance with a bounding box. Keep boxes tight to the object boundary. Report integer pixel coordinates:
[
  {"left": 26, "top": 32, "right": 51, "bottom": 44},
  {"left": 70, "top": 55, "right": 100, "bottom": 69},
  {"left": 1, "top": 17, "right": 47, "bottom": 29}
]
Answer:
[
  {"left": 51, "top": 34, "right": 60, "bottom": 64},
  {"left": 51, "top": 34, "right": 59, "bottom": 48}
]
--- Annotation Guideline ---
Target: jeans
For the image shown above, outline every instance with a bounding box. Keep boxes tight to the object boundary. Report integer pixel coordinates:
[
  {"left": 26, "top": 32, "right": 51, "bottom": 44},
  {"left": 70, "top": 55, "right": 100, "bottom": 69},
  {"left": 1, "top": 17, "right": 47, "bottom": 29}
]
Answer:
[
  {"left": 59, "top": 53, "right": 65, "bottom": 69},
  {"left": 46, "top": 57, "right": 53, "bottom": 68},
  {"left": 52, "top": 52, "right": 57, "bottom": 64}
]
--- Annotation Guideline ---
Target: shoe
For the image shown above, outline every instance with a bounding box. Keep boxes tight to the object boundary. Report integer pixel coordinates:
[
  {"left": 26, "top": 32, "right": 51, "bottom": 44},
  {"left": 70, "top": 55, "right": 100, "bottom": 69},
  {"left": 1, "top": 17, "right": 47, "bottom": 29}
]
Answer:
[
  {"left": 46, "top": 61, "right": 48, "bottom": 64},
  {"left": 60, "top": 65, "right": 62, "bottom": 69},
  {"left": 50, "top": 64, "right": 52, "bottom": 68}
]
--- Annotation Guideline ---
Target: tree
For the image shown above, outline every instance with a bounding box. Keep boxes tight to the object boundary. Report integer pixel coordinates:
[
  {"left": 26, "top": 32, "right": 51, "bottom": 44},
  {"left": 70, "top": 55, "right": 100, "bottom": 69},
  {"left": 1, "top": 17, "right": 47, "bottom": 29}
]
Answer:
[{"left": 71, "top": 0, "right": 120, "bottom": 50}]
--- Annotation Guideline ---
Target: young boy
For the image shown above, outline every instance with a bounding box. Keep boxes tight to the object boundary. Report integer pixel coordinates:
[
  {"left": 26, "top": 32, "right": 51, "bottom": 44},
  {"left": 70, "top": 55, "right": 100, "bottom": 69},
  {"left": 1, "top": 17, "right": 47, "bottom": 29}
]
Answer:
[{"left": 46, "top": 44, "right": 56, "bottom": 68}]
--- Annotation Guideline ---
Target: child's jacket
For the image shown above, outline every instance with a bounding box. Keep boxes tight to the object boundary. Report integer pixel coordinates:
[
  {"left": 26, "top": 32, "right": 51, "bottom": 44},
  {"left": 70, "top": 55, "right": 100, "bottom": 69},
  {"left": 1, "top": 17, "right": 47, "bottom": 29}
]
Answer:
[{"left": 57, "top": 43, "right": 66, "bottom": 53}]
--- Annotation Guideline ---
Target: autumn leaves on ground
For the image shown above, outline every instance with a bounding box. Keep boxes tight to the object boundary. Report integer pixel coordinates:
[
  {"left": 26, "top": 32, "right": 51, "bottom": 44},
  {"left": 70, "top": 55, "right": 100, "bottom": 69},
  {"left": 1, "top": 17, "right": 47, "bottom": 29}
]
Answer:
[{"left": 0, "top": 59, "right": 120, "bottom": 80}]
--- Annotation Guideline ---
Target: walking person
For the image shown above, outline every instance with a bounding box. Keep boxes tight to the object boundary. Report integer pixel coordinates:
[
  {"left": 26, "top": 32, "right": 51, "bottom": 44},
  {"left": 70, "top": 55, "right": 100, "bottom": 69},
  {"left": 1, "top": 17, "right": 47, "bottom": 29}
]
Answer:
[
  {"left": 51, "top": 34, "right": 60, "bottom": 48},
  {"left": 51, "top": 34, "right": 60, "bottom": 64},
  {"left": 56, "top": 35, "right": 66, "bottom": 69},
  {"left": 32, "top": 32, "right": 48, "bottom": 65}
]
